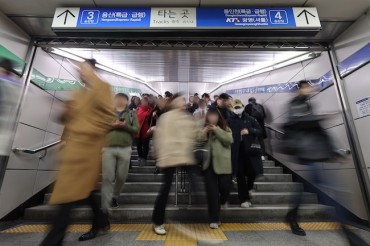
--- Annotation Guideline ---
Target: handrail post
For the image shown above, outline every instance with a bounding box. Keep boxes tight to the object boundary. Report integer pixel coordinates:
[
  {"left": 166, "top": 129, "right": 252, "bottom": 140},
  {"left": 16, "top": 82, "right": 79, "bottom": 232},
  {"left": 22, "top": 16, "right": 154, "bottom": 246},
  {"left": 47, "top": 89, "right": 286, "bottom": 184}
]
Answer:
[{"left": 175, "top": 167, "right": 178, "bottom": 206}]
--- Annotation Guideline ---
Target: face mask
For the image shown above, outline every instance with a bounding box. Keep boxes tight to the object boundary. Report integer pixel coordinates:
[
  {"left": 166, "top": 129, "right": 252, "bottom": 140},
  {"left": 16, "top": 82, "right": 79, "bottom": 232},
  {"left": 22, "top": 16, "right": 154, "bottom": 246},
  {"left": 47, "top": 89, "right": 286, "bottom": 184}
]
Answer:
[{"left": 234, "top": 108, "right": 244, "bottom": 115}]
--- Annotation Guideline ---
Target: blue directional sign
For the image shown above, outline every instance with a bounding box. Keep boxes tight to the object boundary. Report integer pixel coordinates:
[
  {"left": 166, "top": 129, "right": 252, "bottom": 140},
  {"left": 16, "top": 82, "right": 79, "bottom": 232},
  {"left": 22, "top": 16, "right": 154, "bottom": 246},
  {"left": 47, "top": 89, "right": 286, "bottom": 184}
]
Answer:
[
  {"left": 52, "top": 7, "right": 321, "bottom": 29},
  {"left": 77, "top": 8, "right": 151, "bottom": 28},
  {"left": 196, "top": 8, "right": 297, "bottom": 28}
]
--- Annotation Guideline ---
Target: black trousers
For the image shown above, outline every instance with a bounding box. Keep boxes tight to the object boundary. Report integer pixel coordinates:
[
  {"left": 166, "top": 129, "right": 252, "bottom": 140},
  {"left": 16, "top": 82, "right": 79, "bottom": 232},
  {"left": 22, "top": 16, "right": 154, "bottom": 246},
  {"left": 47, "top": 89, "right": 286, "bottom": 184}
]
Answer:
[
  {"left": 136, "top": 138, "right": 150, "bottom": 160},
  {"left": 152, "top": 167, "right": 176, "bottom": 225},
  {"left": 258, "top": 136, "right": 266, "bottom": 157},
  {"left": 237, "top": 150, "right": 257, "bottom": 204},
  {"left": 204, "top": 164, "right": 232, "bottom": 223},
  {"left": 40, "top": 192, "right": 109, "bottom": 246}
]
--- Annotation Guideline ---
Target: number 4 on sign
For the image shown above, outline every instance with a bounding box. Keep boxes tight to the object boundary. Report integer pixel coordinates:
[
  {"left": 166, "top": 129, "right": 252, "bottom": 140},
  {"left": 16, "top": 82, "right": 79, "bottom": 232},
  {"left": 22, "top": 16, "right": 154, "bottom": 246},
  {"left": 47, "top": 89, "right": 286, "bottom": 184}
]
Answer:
[{"left": 275, "top": 11, "right": 282, "bottom": 20}]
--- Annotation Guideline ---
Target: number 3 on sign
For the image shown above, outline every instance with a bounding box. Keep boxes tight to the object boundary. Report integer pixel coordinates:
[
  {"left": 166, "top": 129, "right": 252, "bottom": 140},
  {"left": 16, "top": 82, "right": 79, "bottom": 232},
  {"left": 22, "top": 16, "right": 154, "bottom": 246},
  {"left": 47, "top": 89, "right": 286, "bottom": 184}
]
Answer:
[
  {"left": 80, "top": 10, "right": 100, "bottom": 24},
  {"left": 269, "top": 10, "right": 288, "bottom": 24}
]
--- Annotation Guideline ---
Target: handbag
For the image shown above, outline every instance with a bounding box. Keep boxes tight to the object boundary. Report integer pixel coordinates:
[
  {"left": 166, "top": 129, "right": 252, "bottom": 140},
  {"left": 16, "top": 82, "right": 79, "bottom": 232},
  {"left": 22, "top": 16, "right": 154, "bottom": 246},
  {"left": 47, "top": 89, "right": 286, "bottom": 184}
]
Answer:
[{"left": 193, "top": 140, "right": 209, "bottom": 170}]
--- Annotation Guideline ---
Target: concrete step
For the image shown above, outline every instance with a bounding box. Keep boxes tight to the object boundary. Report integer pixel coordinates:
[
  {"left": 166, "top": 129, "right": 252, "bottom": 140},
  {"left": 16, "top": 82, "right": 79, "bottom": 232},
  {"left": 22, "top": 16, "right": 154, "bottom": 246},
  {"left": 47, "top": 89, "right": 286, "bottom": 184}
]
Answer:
[
  {"left": 124, "top": 181, "right": 303, "bottom": 193},
  {"left": 129, "top": 166, "right": 283, "bottom": 174},
  {"left": 44, "top": 191, "right": 317, "bottom": 205},
  {"left": 125, "top": 173, "right": 292, "bottom": 183},
  {"left": 25, "top": 204, "right": 335, "bottom": 223},
  {"left": 130, "top": 159, "right": 276, "bottom": 168},
  {"left": 94, "top": 181, "right": 303, "bottom": 193}
]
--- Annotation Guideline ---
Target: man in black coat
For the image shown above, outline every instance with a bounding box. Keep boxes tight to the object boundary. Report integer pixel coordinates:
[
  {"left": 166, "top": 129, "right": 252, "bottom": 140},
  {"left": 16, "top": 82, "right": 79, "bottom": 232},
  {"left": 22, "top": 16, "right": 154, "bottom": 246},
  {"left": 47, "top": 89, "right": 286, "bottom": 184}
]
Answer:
[
  {"left": 245, "top": 97, "right": 267, "bottom": 160},
  {"left": 210, "top": 93, "right": 232, "bottom": 120},
  {"left": 227, "top": 99, "right": 263, "bottom": 208}
]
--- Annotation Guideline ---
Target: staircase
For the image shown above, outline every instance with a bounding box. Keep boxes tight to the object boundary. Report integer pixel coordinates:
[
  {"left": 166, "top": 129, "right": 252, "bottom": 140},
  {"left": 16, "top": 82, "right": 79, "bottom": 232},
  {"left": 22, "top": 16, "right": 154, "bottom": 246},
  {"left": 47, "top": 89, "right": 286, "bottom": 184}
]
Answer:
[{"left": 24, "top": 146, "right": 334, "bottom": 223}]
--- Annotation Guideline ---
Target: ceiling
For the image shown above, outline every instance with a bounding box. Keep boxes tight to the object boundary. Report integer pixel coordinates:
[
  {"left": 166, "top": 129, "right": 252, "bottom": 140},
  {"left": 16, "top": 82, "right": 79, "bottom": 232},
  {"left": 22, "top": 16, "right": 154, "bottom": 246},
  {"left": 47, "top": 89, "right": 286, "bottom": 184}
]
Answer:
[
  {"left": 57, "top": 48, "right": 306, "bottom": 93},
  {"left": 1, "top": 0, "right": 369, "bottom": 40}
]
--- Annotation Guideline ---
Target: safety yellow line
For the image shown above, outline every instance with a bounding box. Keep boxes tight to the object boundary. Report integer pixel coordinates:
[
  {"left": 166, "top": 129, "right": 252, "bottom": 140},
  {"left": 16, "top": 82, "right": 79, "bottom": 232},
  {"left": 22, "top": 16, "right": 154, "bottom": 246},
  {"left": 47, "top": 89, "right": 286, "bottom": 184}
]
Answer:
[{"left": 1, "top": 222, "right": 342, "bottom": 243}]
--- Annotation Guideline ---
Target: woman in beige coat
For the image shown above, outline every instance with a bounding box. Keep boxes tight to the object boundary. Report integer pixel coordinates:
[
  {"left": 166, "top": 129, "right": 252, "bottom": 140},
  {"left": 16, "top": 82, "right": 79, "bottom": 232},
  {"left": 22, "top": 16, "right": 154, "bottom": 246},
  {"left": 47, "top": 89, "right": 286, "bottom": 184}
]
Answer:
[
  {"left": 41, "top": 59, "right": 115, "bottom": 246},
  {"left": 152, "top": 94, "right": 196, "bottom": 235}
]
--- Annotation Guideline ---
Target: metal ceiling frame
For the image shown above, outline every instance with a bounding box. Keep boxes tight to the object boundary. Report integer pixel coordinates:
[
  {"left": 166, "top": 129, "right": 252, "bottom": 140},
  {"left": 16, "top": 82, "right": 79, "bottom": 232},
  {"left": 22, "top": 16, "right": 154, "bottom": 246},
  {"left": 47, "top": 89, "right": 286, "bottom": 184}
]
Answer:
[{"left": 35, "top": 37, "right": 329, "bottom": 51}]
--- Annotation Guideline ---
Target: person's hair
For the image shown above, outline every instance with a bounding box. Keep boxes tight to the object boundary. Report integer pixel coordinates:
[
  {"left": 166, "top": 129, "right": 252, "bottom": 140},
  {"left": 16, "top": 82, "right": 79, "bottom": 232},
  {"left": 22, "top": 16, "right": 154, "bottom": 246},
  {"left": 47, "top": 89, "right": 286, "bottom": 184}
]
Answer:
[
  {"left": 298, "top": 80, "right": 310, "bottom": 88},
  {"left": 202, "top": 93, "right": 210, "bottom": 99},
  {"left": 115, "top": 93, "right": 129, "bottom": 101},
  {"left": 165, "top": 93, "right": 183, "bottom": 111},
  {"left": 165, "top": 91, "right": 172, "bottom": 98},
  {"left": 205, "top": 107, "right": 228, "bottom": 131},
  {"left": 248, "top": 97, "right": 256, "bottom": 103},
  {"left": 219, "top": 93, "right": 230, "bottom": 100},
  {"left": 85, "top": 59, "right": 96, "bottom": 67}
]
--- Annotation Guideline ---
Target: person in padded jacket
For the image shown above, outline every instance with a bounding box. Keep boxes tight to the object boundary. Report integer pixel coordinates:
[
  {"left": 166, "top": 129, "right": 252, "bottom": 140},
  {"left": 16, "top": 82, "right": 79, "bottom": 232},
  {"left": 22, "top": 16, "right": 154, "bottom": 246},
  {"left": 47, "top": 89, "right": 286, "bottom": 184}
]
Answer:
[
  {"left": 227, "top": 99, "right": 263, "bottom": 209},
  {"left": 199, "top": 107, "right": 233, "bottom": 229}
]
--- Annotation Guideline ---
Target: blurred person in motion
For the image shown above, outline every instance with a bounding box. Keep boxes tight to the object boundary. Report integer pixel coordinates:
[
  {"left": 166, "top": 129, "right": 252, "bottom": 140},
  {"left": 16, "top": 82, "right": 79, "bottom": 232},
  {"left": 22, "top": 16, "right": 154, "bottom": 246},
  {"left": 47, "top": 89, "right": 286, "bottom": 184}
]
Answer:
[
  {"left": 228, "top": 100, "right": 263, "bottom": 208},
  {"left": 147, "top": 97, "right": 166, "bottom": 174},
  {"left": 152, "top": 94, "right": 196, "bottom": 235},
  {"left": 129, "top": 96, "right": 140, "bottom": 112},
  {"left": 40, "top": 59, "right": 115, "bottom": 245},
  {"left": 282, "top": 80, "right": 367, "bottom": 245},
  {"left": 135, "top": 97, "right": 153, "bottom": 166},
  {"left": 187, "top": 95, "right": 199, "bottom": 114},
  {"left": 199, "top": 108, "right": 233, "bottom": 229},
  {"left": 101, "top": 93, "right": 139, "bottom": 210},
  {"left": 193, "top": 99, "right": 208, "bottom": 128},
  {"left": 0, "top": 58, "right": 22, "bottom": 184},
  {"left": 245, "top": 97, "right": 267, "bottom": 161},
  {"left": 213, "top": 95, "right": 219, "bottom": 105},
  {"left": 202, "top": 93, "right": 212, "bottom": 107},
  {"left": 148, "top": 94, "right": 157, "bottom": 108},
  {"left": 210, "top": 93, "right": 232, "bottom": 121}
]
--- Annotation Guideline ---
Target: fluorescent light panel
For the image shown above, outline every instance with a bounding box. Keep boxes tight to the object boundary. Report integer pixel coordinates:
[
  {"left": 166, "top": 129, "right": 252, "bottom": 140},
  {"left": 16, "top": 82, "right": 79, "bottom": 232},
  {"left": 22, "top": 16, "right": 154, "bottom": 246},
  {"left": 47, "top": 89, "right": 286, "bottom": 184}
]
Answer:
[{"left": 48, "top": 48, "right": 161, "bottom": 95}]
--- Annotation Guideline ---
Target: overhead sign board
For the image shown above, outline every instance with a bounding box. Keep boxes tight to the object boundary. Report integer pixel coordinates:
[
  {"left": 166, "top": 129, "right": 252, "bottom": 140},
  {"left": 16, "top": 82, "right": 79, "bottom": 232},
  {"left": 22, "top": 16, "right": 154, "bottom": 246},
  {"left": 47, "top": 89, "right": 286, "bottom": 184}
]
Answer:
[{"left": 52, "top": 7, "right": 321, "bottom": 30}]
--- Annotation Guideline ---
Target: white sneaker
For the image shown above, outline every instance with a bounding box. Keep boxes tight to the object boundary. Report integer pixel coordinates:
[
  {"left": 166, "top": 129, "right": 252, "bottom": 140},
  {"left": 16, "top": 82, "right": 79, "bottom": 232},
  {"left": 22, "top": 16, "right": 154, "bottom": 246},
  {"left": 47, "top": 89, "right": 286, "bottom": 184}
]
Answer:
[
  {"left": 153, "top": 225, "right": 167, "bottom": 235},
  {"left": 241, "top": 201, "right": 252, "bottom": 208},
  {"left": 210, "top": 223, "right": 219, "bottom": 229},
  {"left": 261, "top": 156, "right": 266, "bottom": 161}
]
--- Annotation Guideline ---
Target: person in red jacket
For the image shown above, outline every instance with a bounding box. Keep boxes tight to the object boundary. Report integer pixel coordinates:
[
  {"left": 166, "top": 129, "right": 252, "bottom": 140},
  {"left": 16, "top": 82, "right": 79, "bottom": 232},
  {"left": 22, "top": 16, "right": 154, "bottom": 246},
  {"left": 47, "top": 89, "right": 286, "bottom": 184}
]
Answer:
[{"left": 135, "top": 97, "right": 153, "bottom": 165}]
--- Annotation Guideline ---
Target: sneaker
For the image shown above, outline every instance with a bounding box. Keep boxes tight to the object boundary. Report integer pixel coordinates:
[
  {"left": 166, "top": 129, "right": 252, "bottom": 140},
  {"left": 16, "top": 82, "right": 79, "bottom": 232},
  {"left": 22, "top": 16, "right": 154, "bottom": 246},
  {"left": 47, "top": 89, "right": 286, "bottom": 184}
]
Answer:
[
  {"left": 111, "top": 198, "right": 119, "bottom": 208},
  {"left": 221, "top": 202, "right": 229, "bottom": 210},
  {"left": 232, "top": 176, "right": 237, "bottom": 184},
  {"left": 210, "top": 223, "right": 219, "bottom": 229},
  {"left": 153, "top": 225, "right": 167, "bottom": 235},
  {"left": 241, "top": 201, "right": 252, "bottom": 208},
  {"left": 261, "top": 156, "right": 266, "bottom": 161}
]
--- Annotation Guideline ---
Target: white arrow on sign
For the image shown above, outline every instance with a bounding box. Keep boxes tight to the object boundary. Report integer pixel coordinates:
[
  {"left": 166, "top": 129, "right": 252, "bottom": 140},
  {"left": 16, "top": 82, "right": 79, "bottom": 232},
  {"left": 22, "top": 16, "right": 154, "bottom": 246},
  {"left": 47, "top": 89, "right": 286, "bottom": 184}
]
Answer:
[
  {"left": 293, "top": 7, "right": 321, "bottom": 28},
  {"left": 52, "top": 7, "right": 80, "bottom": 28}
]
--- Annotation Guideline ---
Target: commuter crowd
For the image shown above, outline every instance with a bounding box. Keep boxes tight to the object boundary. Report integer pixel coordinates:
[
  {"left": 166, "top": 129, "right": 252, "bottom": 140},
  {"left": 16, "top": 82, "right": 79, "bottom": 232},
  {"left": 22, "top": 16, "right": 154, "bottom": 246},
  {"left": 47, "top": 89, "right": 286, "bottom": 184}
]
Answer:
[{"left": 1, "top": 58, "right": 364, "bottom": 246}]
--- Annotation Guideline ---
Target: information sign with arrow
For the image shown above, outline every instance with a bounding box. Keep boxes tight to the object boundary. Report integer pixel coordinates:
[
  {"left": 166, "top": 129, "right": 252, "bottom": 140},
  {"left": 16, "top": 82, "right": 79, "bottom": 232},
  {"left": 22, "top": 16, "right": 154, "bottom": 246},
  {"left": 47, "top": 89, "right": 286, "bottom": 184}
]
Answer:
[
  {"left": 293, "top": 7, "right": 321, "bottom": 28},
  {"left": 52, "top": 8, "right": 80, "bottom": 28}
]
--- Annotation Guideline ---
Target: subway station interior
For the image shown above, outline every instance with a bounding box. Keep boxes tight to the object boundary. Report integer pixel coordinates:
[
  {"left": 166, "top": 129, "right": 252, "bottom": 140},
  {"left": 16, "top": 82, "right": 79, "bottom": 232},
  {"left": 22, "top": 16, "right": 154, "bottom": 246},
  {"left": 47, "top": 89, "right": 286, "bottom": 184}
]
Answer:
[{"left": 1, "top": 0, "right": 370, "bottom": 245}]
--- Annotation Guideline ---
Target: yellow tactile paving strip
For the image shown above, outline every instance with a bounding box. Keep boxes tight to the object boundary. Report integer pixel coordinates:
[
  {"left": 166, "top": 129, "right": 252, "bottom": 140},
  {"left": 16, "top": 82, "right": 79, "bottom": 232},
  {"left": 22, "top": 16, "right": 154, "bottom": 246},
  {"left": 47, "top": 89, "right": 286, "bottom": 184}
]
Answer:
[{"left": 1, "top": 222, "right": 342, "bottom": 244}]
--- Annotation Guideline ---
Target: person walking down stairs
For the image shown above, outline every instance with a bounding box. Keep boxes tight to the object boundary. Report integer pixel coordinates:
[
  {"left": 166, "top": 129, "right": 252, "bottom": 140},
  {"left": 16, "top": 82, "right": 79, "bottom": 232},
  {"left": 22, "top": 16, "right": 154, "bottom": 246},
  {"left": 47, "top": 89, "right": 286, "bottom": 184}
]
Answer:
[
  {"left": 102, "top": 93, "right": 139, "bottom": 210},
  {"left": 152, "top": 94, "right": 197, "bottom": 235}
]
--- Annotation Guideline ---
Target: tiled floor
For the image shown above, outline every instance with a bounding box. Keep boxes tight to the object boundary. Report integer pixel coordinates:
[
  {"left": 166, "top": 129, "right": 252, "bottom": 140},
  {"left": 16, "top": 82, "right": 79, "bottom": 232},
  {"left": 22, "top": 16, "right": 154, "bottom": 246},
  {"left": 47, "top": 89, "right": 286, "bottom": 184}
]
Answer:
[{"left": 1, "top": 223, "right": 369, "bottom": 246}]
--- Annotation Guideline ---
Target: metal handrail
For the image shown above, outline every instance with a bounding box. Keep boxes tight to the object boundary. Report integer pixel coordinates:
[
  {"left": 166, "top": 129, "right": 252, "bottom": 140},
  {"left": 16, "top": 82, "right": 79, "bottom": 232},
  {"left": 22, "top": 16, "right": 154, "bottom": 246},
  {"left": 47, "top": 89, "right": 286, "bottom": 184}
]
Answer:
[
  {"left": 12, "top": 140, "right": 62, "bottom": 159},
  {"left": 264, "top": 124, "right": 351, "bottom": 155},
  {"left": 264, "top": 124, "right": 285, "bottom": 135}
]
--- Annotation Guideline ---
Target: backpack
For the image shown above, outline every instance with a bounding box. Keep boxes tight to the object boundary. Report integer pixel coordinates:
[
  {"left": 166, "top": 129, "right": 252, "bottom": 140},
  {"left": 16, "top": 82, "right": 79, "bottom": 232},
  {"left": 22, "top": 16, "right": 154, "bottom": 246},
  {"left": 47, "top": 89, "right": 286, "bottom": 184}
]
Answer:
[{"left": 251, "top": 104, "right": 264, "bottom": 121}]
